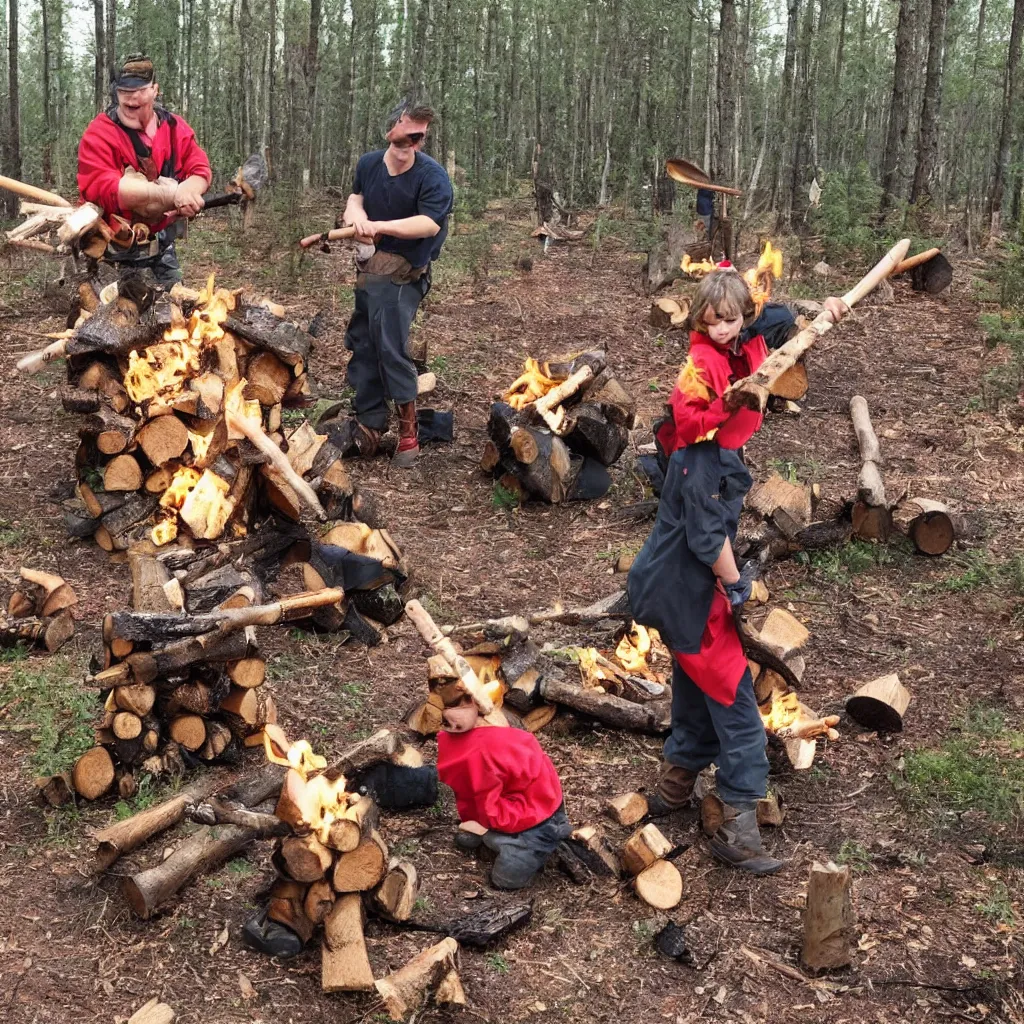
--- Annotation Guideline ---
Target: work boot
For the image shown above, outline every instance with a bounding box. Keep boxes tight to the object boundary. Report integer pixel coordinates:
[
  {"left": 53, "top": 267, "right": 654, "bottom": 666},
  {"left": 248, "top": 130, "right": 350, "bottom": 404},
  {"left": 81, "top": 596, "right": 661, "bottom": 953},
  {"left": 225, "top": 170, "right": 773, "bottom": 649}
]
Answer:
[
  {"left": 646, "top": 763, "right": 699, "bottom": 817},
  {"left": 708, "top": 803, "right": 784, "bottom": 875},
  {"left": 241, "top": 906, "right": 304, "bottom": 958},
  {"left": 392, "top": 401, "right": 419, "bottom": 468}
]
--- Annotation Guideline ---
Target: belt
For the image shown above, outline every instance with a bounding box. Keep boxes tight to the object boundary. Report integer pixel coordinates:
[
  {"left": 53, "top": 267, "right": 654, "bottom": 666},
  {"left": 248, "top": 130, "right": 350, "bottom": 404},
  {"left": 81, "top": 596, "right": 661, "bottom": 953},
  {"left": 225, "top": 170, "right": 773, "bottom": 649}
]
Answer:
[{"left": 355, "top": 265, "right": 427, "bottom": 289}]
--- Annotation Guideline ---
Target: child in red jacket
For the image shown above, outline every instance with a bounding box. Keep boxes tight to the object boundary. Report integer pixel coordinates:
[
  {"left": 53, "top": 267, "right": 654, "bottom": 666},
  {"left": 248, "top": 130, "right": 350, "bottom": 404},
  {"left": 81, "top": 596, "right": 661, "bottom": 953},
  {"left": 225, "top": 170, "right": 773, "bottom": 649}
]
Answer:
[
  {"left": 437, "top": 692, "right": 570, "bottom": 889},
  {"left": 633, "top": 266, "right": 847, "bottom": 875}
]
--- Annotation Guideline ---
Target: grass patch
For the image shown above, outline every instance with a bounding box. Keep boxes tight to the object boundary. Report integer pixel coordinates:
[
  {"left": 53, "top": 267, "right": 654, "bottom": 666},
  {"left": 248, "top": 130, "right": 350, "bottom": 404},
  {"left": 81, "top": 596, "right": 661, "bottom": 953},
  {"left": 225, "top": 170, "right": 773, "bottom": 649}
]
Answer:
[
  {"left": 492, "top": 482, "right": 521, "bottom": 510},
  {"left": 896, "top": 704, "right": 1024, "bottom": 825},
  {"left": 113, "top": 775, "right": 172, "bottom": 821},
  {"left": 0, "top": 518, "right": 29, "bottom": 547},
  {"left": 803, "top": 538, "right": 913, "bottom": 584},
  {"left": 976, "top": 881, "right": 1017, "bottom": 926},
  {"left": 835, "top": 839, "right": 872, "bottom": 873},
  {"left": 939, "top": 550, "right": 1024, "bottom": 597},
  {"left": 0, "top": 647, "right": 94, "bottom": 777},
  {"left": 485, "top": 952, "right": 510, "bottom": 974}
]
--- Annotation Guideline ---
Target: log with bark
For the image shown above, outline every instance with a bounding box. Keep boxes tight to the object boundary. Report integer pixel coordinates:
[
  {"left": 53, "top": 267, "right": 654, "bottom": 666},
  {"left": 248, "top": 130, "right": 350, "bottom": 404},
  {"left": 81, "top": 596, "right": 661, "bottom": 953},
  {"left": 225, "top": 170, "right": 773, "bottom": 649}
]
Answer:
[
  {"left": 538, "top": 676, "right": 670, "bottom": 734},
  {"left": 124, "top": 795, "right": 280, "bottom": 918},
  {"left": 892, "top": 498, "right": 957, "bottom": 555},
  {"left": 849, "top": 395, "right": 893, "bottom": 541},
  {"left": 375, "top": 937, "right": 463, "bottom": 1020},
  {"left": 322, "top": 894, "right": 376, "bottom": 992}
]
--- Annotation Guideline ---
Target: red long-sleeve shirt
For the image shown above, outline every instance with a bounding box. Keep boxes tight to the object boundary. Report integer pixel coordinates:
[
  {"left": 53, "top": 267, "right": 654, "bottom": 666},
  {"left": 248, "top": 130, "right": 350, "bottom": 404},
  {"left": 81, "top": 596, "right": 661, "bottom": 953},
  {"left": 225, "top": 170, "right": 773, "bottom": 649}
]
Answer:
[
  {"left": 656, "top": 331, "right": 768, "bottom": 456},
  {"left": 436, "top": 726, "right": 564, "bottom": 834},
  {"left": 77, "top": 110, "right": 212, "bottom": 233}
]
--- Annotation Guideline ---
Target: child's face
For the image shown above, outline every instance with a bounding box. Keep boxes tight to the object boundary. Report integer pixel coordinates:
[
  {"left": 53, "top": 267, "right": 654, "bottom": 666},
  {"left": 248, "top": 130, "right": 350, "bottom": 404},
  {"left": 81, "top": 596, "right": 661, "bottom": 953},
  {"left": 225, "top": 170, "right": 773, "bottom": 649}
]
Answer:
[
  {"left": 442, "top": 693, "right": 479, "bottom": 733},
  {"left": 703, "top": 307, "right": 743, "bottom": 348}
]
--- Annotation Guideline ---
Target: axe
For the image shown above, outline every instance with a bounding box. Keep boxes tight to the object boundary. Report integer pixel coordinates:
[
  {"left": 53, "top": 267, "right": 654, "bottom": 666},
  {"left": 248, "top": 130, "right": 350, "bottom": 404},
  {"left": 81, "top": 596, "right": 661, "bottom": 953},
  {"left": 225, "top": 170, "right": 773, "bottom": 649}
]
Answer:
[
  {"left": 201, "top": 152, "right": 268, "bottom": 211},
  {"left": 298, "top": 225, "right": 359, "bottom": 249}
]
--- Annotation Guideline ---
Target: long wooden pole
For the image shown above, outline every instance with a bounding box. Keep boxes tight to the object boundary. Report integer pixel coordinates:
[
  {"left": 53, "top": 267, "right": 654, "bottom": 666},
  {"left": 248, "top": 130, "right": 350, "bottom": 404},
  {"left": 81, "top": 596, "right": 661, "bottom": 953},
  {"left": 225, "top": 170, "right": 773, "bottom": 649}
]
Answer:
[
  {"left": 724, "top": 238, "right": 911, "bottom": 412},
  {"left": 0, "top": 174, "right": 71, "bottom": 207}
]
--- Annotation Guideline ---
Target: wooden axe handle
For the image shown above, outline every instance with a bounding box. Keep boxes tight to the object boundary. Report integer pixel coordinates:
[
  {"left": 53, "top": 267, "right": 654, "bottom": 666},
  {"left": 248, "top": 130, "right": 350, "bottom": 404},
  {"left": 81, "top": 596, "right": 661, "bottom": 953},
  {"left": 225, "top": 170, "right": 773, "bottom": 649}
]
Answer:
[
  {"left": 0, "top": 175, "right": 71, "bottom": 208},
  {"left": 16, "top": 338, "right": 68, "bottom": 375},
  {"left": 298, "top": 225, "right": 358, "bottom": 249}
]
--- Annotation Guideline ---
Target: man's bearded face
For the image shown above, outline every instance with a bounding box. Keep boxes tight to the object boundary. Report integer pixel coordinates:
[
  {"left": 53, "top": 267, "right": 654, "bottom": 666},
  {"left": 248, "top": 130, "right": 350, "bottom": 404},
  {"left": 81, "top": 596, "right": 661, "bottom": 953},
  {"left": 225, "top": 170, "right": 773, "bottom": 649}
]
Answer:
[
  {"left": 386, "top": 114, "right": 430, "bottom": 150},
  {"left": 117, "top": 83, "right": 159, "bottom": 130}
]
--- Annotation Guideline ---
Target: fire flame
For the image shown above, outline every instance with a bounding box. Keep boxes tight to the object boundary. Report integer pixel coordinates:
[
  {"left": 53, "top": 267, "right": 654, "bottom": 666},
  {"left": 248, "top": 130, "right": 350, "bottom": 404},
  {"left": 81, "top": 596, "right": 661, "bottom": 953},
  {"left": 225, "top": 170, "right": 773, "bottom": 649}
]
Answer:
[
  {"left": 124, "top": 274, "right": 236, "bottom": 404},
  {"left": 577, "top": 622, "right": 665, "bottom": 690},
  {"left": 179, "top": 469, "right": 234, "bottom": 540},
  {"left": 504, "top": 357, "right": 561, "bottom": 410},
  {"left": 159, "top": 466, "right": 202, "bottom": 509},
  {"left": 679, "top": 242, "right": 784, "bottom": 318}
]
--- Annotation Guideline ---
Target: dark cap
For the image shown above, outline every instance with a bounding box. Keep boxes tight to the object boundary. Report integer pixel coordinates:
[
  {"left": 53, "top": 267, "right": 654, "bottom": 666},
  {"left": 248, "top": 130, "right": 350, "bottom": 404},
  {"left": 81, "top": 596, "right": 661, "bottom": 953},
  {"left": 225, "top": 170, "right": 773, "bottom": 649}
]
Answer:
[{"left": 115, "top": 54, "right": 155, "bottom": 90}]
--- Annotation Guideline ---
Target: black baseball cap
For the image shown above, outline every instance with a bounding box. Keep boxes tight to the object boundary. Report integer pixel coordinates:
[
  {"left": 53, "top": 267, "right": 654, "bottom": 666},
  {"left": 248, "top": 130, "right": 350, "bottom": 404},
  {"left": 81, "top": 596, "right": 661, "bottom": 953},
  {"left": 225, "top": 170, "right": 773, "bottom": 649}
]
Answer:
[{"left": 115, "top": 54, "right": 155, "bottom": 90}]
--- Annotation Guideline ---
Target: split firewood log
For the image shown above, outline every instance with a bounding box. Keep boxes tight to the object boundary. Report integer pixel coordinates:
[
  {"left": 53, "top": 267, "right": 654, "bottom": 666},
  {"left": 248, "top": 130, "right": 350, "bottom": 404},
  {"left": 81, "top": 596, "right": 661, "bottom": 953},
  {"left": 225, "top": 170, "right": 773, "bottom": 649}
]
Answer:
[
  {"left": 280, "top": 832, "right": 334, "bottom": 882},
  {"left": 374, "top": 859, "right": 420, "bottom": 921},
  {"left": 801, "top": 861, "right": 856, "bottom": 971},
  {"left": 621, "top": 823, "right": 673, "bottom": 876},
  {"left": 568, "top": 826, "right": 622, "bottom": 876},
  {"left": 768, "top": 360, "right": 809, "bottom": 401},
  {"left": 374, "top": 936, "right": 462, "bottom": 1021},
  {"left": 322, "top": 893, "right": 376, "bottom": 993},
  {"left": 304, "top": 879, "right": 336, "bottom": 924},
  {"left": 267, "top": 878, "right": 316, "bottom": 944},
  {"left": 323, "top": 794, "right": 378, "bottom": 853},
  {"left": 649, "top": 296, "right": 689, "bottom": 330},
  {"left": 137, "top": 415, "right": 189, "bottom": 467},
  {"left": 19, "top": 567, "right": 78, "bottom": 618},
  {"left": 845, "top": 672, "right": 910, "bottom": 732},
  {"left": 634, "top": 859, "right": 683, "bottom": 910},
  {"left": 0, "top": 610, "right": 75, "bottom": 652},
  {"left": 125, "top": 997, "right": 175, "bottom": 1024},
  {"left": 605, "top": 792, "right": 649, "bottom": 826},
  {"left": 325, "top": 728, "right": 402, "bottom": 777}
]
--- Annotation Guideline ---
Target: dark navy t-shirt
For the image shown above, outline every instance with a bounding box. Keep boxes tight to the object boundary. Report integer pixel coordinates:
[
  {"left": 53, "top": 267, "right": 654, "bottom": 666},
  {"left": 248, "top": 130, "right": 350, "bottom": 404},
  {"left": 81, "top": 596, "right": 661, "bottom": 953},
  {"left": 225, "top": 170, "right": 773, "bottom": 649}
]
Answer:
[{"left": 353, "top": 150, "right": 453, "bottom": 268}]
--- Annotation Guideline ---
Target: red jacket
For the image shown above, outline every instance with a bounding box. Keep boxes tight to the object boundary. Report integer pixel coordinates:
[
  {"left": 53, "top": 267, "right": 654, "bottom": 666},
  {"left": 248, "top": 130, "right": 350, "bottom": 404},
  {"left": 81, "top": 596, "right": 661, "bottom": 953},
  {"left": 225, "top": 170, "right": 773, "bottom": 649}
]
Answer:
[
  {"left": 436, "top": 727, "right": 563, "bottom": 834},
  {"left": 656, "top": 331, "right": 768, "bottom": 456},
  {"left": 77, "top": 110, "right": 211, "bottom": 233}
]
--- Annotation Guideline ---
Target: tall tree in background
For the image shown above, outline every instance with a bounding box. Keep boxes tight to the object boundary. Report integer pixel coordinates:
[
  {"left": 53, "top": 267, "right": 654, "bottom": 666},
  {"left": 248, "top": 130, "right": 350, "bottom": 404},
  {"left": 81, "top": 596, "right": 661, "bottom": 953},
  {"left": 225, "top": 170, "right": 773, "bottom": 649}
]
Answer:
[
  {"left": 5, "top": 0, "right": 21, "bottom": 218},
  {"left": 910, "top": 0, "right": 950, "bottom": 206},
  {"left": 715, "top": 0, "right": 739, "bottom": 186},
  {"left": 989, "top": 0, "right": 1024, "bottom": 236},
  {"left": 93, "top": 0, "right": 106, "bottom": 113},
  {"left": 881, "top": 0, "right": 917, "bottom": 211}
]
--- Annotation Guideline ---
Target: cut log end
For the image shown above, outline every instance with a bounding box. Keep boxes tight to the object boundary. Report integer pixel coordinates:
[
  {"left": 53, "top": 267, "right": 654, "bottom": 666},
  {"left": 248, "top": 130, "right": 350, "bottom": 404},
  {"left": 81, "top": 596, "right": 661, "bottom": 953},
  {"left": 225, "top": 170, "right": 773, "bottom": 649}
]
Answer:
[
  {"left": 846, "top": 672, "right": 910, "bottom": 732},
  {"left": 801, "top": 860, "right": 856, "bottom": 972},
  {"left": 634, "top": 859, "right": 683, "bottom": 909},
  {"left": 605, "top": 791, "right": 649, "bottom": 826}
]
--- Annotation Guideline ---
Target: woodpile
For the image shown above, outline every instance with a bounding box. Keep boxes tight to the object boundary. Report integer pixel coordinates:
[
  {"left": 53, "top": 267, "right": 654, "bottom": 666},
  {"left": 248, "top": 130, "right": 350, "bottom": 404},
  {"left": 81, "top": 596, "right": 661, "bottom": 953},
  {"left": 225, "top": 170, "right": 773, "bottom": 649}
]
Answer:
[
  {"left": 482, "top": 350, "right": 635, "bottom": 503},
  {"left": 2, "top": 567, "right": 77, "bottom": 652},
  {"left": 403, "top": 598, "right": 672, "bottom": 738},
  {"left": 28, "top": 277, "right": 364, "bottom": 552}
]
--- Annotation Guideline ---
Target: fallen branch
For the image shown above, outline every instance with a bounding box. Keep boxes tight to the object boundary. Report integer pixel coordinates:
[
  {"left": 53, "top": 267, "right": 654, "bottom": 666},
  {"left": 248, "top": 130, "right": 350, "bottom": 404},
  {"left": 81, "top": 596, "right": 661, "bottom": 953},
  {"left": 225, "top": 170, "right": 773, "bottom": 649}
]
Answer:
[
  {"left": 443, "top": 590, "right": 630, "bottom": 635},
  {"left": 724, "top": 238, "right": 911, "bottom": 411}
]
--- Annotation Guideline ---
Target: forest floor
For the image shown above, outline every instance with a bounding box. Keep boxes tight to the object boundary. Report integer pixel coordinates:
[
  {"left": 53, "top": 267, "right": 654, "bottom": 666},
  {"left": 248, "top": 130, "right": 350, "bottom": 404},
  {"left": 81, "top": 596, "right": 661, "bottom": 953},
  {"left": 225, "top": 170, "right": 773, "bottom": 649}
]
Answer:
[{"left": 0, "top": 196, "right": 1022, "bottom": 1024}]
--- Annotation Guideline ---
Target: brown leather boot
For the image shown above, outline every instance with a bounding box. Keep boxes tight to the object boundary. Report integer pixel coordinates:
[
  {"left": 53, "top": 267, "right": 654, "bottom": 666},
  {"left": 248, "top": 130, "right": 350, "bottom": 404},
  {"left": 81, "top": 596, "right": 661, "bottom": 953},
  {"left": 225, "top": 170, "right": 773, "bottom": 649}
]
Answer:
[
  {"left": 646, "top": 763, "right": 699, "bottom": 817},
  {"left": 392, "top": 401, "right": 419, "bottom": 468},
  {"left": 708, "top": 804, "right": 784, "bottom": 875}
]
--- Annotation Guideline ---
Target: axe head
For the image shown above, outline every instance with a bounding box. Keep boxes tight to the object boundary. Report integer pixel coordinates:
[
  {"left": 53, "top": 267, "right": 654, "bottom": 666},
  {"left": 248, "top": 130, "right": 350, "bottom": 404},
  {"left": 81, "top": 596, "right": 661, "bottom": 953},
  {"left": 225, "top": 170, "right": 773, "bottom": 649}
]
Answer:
[{"left": 233, "top": 153, "right": 268, "bottom": 201}]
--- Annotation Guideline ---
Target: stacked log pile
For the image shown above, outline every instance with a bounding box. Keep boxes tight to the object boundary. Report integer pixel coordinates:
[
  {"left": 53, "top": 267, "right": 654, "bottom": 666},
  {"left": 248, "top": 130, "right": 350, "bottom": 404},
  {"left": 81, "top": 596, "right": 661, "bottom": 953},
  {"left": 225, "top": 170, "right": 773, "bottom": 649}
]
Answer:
[
  {"left": 404, "top": 600, "right": 673, "bottom": 738},
  {"left": 3, "top": 567, "right": 77, "bottom": 652},
  {"left": 40, "top": 275, "right": 352, "bottom": 552},
  {"left": 482, "top": 351, "right": 636, "bottom": 503}
]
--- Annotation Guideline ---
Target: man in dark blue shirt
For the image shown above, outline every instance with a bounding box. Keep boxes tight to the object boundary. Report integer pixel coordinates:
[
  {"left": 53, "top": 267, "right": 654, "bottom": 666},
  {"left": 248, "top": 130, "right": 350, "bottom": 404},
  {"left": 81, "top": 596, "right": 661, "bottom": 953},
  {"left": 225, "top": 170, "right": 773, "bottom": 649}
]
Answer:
[{"left": 340, "top": 99, "right": 454, "bottom": 468}]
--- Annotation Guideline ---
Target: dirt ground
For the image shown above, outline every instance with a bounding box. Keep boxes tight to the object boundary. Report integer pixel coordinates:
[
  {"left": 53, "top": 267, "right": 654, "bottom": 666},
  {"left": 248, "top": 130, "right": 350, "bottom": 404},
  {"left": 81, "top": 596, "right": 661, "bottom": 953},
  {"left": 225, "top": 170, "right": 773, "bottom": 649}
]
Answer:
[{"left": 0, "top": 202, "right": 1021, "bottom": 1024}]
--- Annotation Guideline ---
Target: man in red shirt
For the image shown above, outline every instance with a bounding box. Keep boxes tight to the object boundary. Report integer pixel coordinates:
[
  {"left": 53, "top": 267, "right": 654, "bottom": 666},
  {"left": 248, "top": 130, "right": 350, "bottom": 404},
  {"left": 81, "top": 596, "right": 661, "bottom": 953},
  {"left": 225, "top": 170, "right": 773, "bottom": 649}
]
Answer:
[{"left": 78, "top": 54, "right": 212, "bottom": 286}]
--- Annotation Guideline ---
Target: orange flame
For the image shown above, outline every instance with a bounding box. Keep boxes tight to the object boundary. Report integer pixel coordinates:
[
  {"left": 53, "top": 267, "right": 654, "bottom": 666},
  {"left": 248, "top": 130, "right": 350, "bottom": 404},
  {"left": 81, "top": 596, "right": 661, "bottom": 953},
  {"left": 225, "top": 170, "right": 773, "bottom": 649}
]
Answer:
[
  {"left": 679, "top": 242, "right": 784, "bottom": 318},
  {"left": 504, "top": 357, "right": 561, "bottom": 409}
]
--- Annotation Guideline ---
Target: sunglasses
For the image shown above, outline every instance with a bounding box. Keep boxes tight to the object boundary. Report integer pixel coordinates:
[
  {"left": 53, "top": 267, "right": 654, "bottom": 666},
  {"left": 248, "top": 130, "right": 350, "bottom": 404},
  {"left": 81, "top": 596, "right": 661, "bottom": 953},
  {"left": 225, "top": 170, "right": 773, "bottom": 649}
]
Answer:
[{"left": 393, "top": 132, "right": 426, "bottom": 148}]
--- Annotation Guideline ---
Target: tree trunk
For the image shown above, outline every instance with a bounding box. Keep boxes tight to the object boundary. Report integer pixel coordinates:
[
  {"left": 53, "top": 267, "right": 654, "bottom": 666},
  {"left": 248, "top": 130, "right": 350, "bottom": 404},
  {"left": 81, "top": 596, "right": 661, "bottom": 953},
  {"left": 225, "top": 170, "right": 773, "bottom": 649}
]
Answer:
[
  {"left": 715, "top": 0, "right": 738, "bottom": 186},
  {"left": 989, "top": 0, "right": 1024, "bottom": 237},
  {"left": 93, "top": 0, "right": 106, "bottom": 112},
  {"left": 910, "top": 0, "right": 949, "bottom": 206},
  {"left": 5, "top": 0, "right": 21, "bottom": 219},
  {"left": 880, "top": 0, "right": 918, "bottom": 211}
]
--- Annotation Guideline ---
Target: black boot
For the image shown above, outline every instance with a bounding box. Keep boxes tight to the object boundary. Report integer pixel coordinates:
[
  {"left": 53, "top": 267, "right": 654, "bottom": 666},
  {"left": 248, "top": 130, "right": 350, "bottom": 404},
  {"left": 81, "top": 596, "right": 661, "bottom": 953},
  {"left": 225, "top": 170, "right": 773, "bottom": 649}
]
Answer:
[
  {"left": 241, "top": 906, "right": 305, "bottom": 958},
  {"left": 646, "top": 763, "right": 699, "bottom": 817},
  {"left": 708, "top": 803, "right": 784, "bottom": 875}
]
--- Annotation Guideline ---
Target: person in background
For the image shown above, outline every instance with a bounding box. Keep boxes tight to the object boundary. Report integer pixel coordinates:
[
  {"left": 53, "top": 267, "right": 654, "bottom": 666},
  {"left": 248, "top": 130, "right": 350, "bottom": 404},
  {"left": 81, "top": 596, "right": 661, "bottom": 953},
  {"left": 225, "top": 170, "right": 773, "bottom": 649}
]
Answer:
[
  {"left": 77, "top": 54, "right": 211, "bottom": 287},
  {"left": 339, "top": 99, "right": 453, "bottom": 468}
]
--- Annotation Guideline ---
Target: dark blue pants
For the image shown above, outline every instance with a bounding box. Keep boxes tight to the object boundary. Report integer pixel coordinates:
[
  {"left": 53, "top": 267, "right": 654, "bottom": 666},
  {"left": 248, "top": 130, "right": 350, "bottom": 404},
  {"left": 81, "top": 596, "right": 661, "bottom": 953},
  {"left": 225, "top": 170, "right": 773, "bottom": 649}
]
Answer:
[
  {"left": 663, "top": 663, "right": 768, "bottom": 808},
  {"left": 344, "top": 273, "right": 426, "bottom": 431},
  {"left": 459, "top": 808, "right": 572, "bottom": 889}
]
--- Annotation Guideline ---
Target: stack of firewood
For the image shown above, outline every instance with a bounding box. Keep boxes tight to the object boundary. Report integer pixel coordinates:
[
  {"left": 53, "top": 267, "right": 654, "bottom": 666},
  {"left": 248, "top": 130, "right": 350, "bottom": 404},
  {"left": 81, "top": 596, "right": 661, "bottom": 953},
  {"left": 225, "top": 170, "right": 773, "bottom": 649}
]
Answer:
[
  {"left": 481, "top": 351, "right": 636, "bottom": 503},
  {"left": 3, "top": 567, "right": 77, "bottom": 653},
  {"left": 38, "top": 276, "right": 360, "bottom": 552},
  {"left": 256, "top": 727, "right": 468, "bottom": 1010},
  {"left": 403, "top": 596, "right": 672, "bottom": 737}
]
